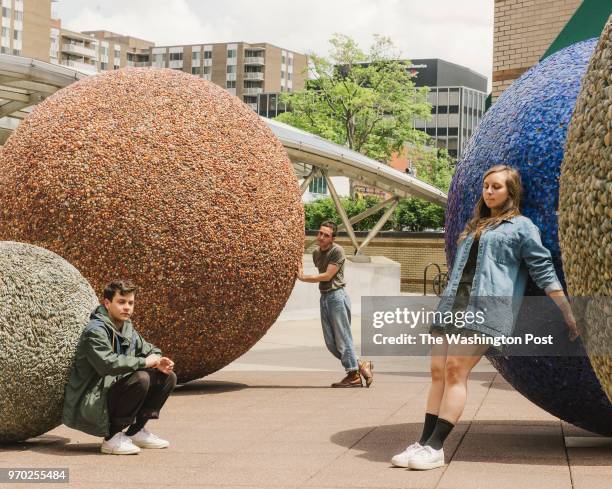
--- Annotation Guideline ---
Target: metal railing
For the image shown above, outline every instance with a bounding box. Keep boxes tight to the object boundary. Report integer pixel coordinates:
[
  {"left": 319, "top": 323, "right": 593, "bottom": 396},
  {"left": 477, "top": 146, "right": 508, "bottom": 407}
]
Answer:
[
  {"left": 244, "top": 72, "right": 264, "bottom": 80},
  {"left": 423, "top": 262, "right": 448, "bottom": 296},
  {"left": 244, "top": 56, "right": 264, "bottom": 65}
]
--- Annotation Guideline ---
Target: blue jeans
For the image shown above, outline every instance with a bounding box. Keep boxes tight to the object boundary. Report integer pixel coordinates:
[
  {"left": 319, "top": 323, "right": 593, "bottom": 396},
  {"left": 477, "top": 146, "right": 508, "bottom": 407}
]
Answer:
[{"left": 320, "top": 288, "right": 359, "bottom": 372}]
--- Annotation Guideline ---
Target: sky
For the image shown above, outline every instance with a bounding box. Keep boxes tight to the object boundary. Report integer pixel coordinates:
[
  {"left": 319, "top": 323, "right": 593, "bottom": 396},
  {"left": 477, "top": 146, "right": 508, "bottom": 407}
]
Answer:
[{"left": 56, "top": 0, "right": 494, "bottom": 91}]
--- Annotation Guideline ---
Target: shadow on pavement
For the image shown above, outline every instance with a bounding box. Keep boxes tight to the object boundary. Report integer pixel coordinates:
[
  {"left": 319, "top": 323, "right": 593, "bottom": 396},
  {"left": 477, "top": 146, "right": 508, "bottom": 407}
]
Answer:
[
  {"left": 173, "top": 379, "right": 249, "bottom": 395},
  {"left": 330, "top": 420, "right": 612, "bottom": 466}
]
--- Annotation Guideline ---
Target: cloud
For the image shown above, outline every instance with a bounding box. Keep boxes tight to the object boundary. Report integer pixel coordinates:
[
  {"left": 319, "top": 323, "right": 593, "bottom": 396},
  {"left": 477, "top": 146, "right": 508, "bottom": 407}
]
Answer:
[{"left": 56, "top": 0, "right": 493, "bottom": 89}]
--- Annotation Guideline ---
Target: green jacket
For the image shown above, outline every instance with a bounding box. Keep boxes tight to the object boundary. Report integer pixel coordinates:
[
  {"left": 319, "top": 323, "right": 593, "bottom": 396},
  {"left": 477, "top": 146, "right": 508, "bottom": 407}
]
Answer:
[{"left": 62, "top": 305, "right": 161, "bottom": 437}]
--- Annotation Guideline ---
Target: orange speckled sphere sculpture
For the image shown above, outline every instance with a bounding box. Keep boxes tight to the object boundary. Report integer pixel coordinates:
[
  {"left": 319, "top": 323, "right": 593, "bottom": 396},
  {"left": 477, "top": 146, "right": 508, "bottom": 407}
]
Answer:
[{"left": 0, "top": 68, "right": 304, "bottom": 382}]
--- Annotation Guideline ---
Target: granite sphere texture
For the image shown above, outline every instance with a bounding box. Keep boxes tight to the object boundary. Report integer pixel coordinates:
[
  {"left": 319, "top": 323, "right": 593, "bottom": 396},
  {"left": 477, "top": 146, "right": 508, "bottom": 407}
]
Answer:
[
  {"left": 445, "top": 39, "right": 612, "bottom": 435},
  {"left": 0, "top": 68, "right": 305, "bottom": 383},
  {"left": 559, "top": 17, "right": 612, "bottom": 402},
  {"left": 0, "top": 241, "right": 98, "bottom": 443}
]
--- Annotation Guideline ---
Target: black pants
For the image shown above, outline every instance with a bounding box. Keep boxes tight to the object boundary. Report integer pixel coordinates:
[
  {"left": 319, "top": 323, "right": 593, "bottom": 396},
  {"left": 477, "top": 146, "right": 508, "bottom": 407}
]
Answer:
[{"left": 107, "top": 368, "right": 177, "bottom": 437}]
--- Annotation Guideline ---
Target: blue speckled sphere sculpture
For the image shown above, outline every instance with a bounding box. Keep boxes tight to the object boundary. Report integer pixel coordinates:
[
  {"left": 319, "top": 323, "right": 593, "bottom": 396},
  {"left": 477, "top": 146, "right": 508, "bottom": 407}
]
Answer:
[{"left": 446, "top": 39, "right": 612, "bottom": 435}]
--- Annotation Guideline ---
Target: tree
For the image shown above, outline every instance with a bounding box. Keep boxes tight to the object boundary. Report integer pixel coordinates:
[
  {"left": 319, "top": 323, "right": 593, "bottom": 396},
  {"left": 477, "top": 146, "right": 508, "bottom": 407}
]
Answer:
[
  {"left": 283, "top": 33, "right": 455, "bottom": 231},
  {"left": 275, "top": 34, "right": 432, "bottom": 163}
]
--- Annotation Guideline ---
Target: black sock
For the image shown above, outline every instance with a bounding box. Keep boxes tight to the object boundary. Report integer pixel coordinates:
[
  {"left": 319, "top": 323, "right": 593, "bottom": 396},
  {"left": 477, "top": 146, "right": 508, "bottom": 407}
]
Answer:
[
  {"left": 419, "top": 412, "right": 439, "bottom": 445},
  {"left": 105, "top": 425, "right": 123, "bottom": 440},
  {"left": 424, "top": 418, "right": 454, "bottom": 450},
  {"left": 125, "top": 418, "right": 146, "bottom": 436}
]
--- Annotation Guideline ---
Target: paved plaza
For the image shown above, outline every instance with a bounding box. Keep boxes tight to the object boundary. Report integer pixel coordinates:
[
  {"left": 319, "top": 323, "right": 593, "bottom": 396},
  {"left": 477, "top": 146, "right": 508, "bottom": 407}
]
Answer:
[{"left": 1, "top": 315, "right": 611, "bottom": 489}]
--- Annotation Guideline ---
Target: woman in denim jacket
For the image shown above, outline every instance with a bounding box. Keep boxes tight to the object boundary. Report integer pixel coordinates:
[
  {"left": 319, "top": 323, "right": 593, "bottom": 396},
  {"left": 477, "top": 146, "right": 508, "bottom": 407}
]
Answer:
[{"left": 392, "top": 165, "right": 579, "bottom": 471}]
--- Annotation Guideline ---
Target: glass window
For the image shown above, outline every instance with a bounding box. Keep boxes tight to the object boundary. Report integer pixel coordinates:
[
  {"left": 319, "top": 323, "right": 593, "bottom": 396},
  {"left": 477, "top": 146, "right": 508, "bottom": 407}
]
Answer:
[
  {"left": 2, "top": 8, "right": 9, "bottom": 18},
  {"left": 1, "top": 27, "right": 8, "bottom": 37},
  {"left": 13, "top": 30, "right": 21, "bottom": 40},
  {"left": 438, "top": 89, "right": 449, "bottom": 106},
  {"left": 280, "top": 71, "right": 284, "bottom": 79},
  {"left": 281, "top": 55, "right": 286, "bottom": 64},
  {"left": 192, "top": 51, "right": 200, "bottom": 61},
  {"left": 227, "top": 49, "right": 236, "bottom": 58},
  {"left": 169, "top": 52, "right": 183, "bottom": 61},
  {"left": 448, "top": 127, "right": 458, "bottom": 136},
  {"left": 202, "top": 66, "right": 211, "bottom": 74},
  {"left": 191, "top": 66, "right": 201, "bottom": 75},
  {"left": 226, "top": 80, "right": 236, "bottom": 88},
  {"left": 425, "top": 128, "right": 436, "bottom": 137},
  {"left": 449, "top": 105, "right": 459, "bottom": 114},
  {"left": 204, "top": 50, "right": 212, "bottom": 59},
  {"left": 309, "top": 177, "right": 327, "bottom": 195},
  {"left": 100, "top": 62, "right": 108, "bottom": 70},
  {"left": 226, "top": 64, "right": 236, "bottom": 73},
  {"left": 437, "top": 127, "right": 448, "bottom": 136},
  {"left": 288, "top": 72, "right": 292, "bottom": 81},
  {"left": 437, "top": 105, "right": 448, "bottom": 114},
  {"left": 14, "top": 11, "right": 22, "bottom": 21}
]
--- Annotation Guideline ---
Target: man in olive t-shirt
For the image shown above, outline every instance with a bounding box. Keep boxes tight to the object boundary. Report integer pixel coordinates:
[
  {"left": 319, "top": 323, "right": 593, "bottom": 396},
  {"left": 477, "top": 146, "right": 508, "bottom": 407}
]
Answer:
[{"left": 297, "top": 221, "right": 374, "bottom": 388}]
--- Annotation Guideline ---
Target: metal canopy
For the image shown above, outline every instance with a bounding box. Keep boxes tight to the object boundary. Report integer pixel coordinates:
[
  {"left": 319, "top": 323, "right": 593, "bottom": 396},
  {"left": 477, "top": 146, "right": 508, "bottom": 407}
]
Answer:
[
  {"left": 265, "top": 118, "right": 447, "bottom": 206},
  {"left": 0, "top": 54, "right": 89, "bottom": 144}
]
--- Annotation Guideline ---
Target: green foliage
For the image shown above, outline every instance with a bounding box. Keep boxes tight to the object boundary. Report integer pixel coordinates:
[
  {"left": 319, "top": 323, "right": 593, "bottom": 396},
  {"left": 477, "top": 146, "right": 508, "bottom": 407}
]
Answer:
[
  {"left": 281, "top": 33, "right": 456, "bottom": 232},
  {"left": 305, "top": 194, "right": 446, "bottom": 232},
  {"left": 275, "top": 34, "right": 432, "bottom": 162},
  {"left": 304, "top": 195, "right": 393, "bottom": 231}
]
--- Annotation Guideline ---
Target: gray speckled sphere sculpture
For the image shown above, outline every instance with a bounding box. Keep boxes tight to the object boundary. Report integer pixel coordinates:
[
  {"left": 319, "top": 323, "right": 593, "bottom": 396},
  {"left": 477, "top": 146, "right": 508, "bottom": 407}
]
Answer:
[
  {"left": 559, "top": 16, "right": 612, "bottom": 402},
  {"left": 0, "top": 241, "right": 98, "bottom": 443},
  {"left": 0, "top": 69, "right": 304, "bottom": 383},
  {"left": 446, "top": 38, "right": 612, "bottom": 435}
]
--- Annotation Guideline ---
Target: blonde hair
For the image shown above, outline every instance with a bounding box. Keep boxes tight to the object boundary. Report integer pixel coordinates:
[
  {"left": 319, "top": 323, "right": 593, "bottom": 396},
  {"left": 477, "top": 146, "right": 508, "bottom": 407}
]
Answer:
[{"left": 458, "top": 165, "right": 523, "bottom": 241}]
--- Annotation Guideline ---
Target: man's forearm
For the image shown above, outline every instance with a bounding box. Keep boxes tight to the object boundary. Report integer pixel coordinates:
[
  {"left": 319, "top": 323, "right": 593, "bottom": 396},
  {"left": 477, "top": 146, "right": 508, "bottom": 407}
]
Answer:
[{"left": 301, "top": 273, "right": 331, "bottom": 283}]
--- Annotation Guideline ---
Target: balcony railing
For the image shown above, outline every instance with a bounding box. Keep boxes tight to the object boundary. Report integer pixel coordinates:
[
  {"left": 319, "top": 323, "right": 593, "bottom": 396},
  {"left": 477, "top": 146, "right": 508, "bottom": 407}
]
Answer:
[
  {"left": 61, "top": 43, "right": 97, "bottom": 58},
  {"left": 244, "top": 72, "right": 264, "bottom": 80},
  {"left": 243, "top": 87, "right": 263, "bottom": 95},
  {"left": 244, "top": 56, "right": 264, "bottom": 65},
  {"left": 63, "top": 59, "right": 98, "bottom": 74}
]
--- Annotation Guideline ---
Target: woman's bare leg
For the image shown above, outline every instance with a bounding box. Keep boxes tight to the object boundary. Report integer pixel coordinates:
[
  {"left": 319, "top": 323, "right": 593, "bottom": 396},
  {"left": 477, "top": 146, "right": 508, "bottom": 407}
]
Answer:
[
  {"left": 437, "top": 343, "right": 489, "bottom": 424},
  {"left": 425, "top": 333, "right": 449, "bottom": 415}
]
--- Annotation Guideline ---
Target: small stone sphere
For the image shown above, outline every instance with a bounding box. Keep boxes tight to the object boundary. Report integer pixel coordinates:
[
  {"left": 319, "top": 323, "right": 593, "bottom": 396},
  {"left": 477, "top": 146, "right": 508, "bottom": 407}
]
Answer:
[
  {"left": 0, "top": 241, "right": 98, "bottom": 443},
  {"left": 0, "top": 68, "right": 304, "bottom": 382},
  {"left": 445, "top": 38, "right": 612, "bottom": 436},
  {"left": 559, "top": 17, "right": 612, "bottom": 401}
]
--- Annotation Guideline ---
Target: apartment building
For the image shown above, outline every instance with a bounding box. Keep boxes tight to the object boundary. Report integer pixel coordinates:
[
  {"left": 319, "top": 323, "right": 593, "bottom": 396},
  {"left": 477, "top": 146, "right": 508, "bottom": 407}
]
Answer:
[
  {"left": 82, "top": 30, "right": 153, "bottom": 71},
  {"left": 493, "top": 0, "right": 582, "bottom": 101},
  {"left": 150, "top": 42, "right": 307, "bottom": 110},
  {"left": 0, "top": 0, "right": 51, "bottom": 59}
]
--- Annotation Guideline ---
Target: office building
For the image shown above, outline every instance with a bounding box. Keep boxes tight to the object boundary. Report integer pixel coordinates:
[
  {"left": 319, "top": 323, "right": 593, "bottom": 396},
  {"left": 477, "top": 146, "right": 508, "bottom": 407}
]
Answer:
[{"left": 410, "top": 58, "right": 487, "bottom": 159}]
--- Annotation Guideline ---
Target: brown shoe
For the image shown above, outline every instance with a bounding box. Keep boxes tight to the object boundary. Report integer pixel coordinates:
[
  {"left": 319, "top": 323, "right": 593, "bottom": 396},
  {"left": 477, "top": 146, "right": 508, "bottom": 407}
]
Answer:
[
  {"left": 358, "top": 360, "right": 374, "bottom": 387},
  {"left": 331, "top": 371, "right": 363, "bottom": 388}
]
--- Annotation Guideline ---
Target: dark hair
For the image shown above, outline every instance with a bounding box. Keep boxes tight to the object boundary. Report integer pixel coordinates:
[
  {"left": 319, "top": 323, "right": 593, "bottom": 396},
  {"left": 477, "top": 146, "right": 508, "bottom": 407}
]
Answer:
[
  {"left": 459, "top": 165, "right": 523, "bottom": 241},
  {"left": 103, "top": 280, "right": 137, "bottom": 301},
  {"left": 320, "top": 220, "right": 338, "bottom": 237}
]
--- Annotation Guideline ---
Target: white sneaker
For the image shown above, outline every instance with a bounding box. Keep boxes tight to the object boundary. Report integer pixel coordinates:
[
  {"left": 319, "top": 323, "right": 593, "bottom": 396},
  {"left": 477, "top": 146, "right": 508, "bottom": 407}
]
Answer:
[
  {"left": 128, "top": 428, "right": 170, "bottom": 449},
  {"left": 391, "top": 442, "right": 423, "bottom": 467},
  {"left": 408, "top": 445, "right": 445, "bottom": 470},
  {"left": 101, "top": 432, "right": 141, "bottom": 455}
]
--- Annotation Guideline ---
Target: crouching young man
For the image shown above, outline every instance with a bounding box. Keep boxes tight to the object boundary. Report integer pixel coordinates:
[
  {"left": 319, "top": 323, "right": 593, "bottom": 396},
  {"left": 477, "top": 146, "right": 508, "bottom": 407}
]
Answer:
[{"left": 63, "top": 280, "right": 177, "bottom": 455}]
